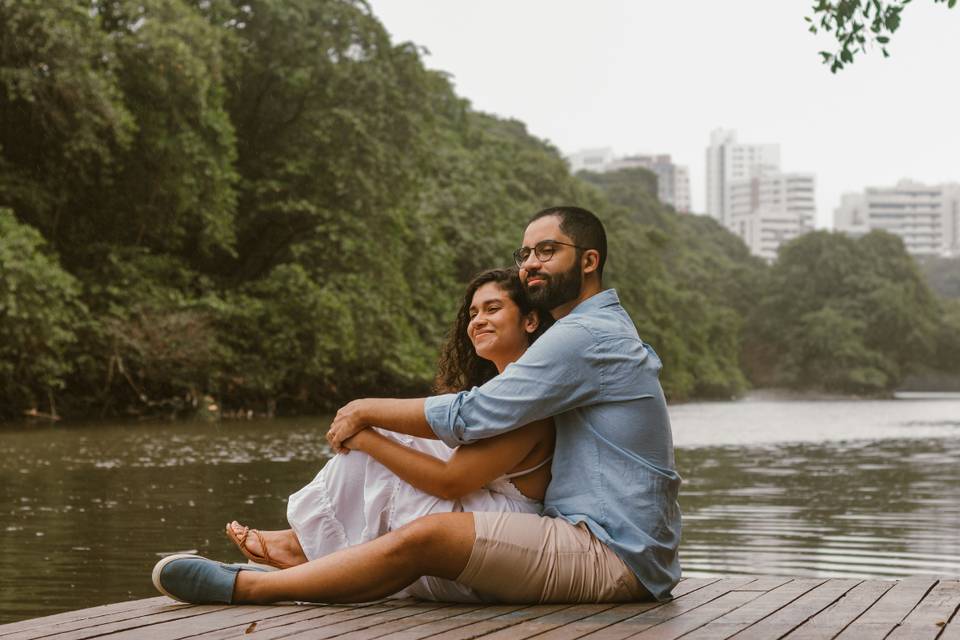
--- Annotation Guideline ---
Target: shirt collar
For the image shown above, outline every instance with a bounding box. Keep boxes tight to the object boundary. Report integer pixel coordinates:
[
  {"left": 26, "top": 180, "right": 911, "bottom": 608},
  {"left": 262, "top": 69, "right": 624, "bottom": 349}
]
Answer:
[{"left": 566, "top": 288, "right": 619, "bottom": 318}]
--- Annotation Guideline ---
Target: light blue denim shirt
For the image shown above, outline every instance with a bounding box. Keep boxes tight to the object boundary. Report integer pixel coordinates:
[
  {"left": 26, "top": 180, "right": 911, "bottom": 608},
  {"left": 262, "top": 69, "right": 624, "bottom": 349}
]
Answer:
[{"left": 424, "top": 288, "right": 682, "bottom": 601}]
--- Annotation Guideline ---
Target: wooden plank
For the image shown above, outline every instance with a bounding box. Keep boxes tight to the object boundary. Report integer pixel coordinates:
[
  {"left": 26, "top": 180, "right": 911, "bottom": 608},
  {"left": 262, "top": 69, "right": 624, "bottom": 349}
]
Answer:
[
  {"left": 731, "top": 576, "right": 794, "bottom": 592},
  {"left": 2, "top": 603, "right": 230, "bottom": 640},
  {"left": 677, "top": 579, "right": 826, "bottom": 640},
  {"left": 248, "top": 601, "right": 478, "bottom": 640},
  {"left": 195, "top": 600, "right": 425, "bottom": 640},
  {"left": 631, "top": 590, "right": 764, "bottom": 639},
  {"left": 373, "top": 604, "right": 533, "bottom": 640},
  {"left": 575, "top": 576, "right": 762, "bottom": 640},
  {"left": 523, "top": 578, "right": 728, "bottom": 640},
  {"left": 785, "top": 579, "right": 895, "bottom": 640},
  {"left": 328, "top": 603, "right": 489, "bottom": 640},
  {"left": 938, "top": 622, "right": 960, "bottom": 640},
  {"left": 471, "top": 604, "right": 620, "bottom": 640},
  {"left": 835, "top": 576, "right": 938, "bottom": 640},
  {"left": 423, "top": 604, "right": 572, "bottom": 640},
  {"left": 183, "top": 602, "right": 403, "bottom": 640},
  {"left": 107, "top": 602, "right": 375, "bottom": 640},
  {"left": 0, "top": 599, "right": 171, "bottom": 638},
  {"left": 886, "top": 580, "right": 960, "bottom": 640},
  {"left": 721, "top": 578, "right": 861, "bottom": 639}
]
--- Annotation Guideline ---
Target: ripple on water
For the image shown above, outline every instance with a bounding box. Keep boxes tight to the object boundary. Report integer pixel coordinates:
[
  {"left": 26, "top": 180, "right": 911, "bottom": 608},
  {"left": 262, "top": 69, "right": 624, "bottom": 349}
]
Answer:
[{"left": 2, "top": 408, "right": 960, "bottom": 622}]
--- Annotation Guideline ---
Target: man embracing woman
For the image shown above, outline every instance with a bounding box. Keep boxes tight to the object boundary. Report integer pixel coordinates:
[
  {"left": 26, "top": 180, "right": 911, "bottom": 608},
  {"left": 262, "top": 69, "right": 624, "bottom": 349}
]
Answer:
[{"left": 153, "top": 206, "right": 682, "bottom": 605}]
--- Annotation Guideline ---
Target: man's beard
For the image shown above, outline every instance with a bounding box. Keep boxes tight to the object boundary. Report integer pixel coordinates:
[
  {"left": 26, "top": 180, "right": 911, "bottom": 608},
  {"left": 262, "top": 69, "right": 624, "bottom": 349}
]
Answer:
[{"left": 525, "top": 261, "right": 582, "bottom": 310}]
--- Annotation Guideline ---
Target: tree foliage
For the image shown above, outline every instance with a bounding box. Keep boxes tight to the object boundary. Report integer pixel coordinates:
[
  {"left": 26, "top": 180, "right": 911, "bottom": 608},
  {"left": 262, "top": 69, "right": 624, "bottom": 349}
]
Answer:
[
  {"left": 918, "top": 255, "right": 960, "bottom": 299},
  {"left": 807, "top": 0, "right": 957, "bottom": 72},
  {"left": 0, "top": 209, "right": 86, "bottom": 414},
  {"left": 0, "top": 0, "right": 956, "bottom": 420},
  {"left": 746, "top": 230, "right": 943, "bottom": 393}
]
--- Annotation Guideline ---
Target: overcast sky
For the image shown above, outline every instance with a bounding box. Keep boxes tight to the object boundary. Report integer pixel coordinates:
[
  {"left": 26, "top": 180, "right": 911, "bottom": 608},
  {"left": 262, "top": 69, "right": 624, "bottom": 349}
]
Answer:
[{"left": 367, "top": 0, "right": 959, "bottom": 227}]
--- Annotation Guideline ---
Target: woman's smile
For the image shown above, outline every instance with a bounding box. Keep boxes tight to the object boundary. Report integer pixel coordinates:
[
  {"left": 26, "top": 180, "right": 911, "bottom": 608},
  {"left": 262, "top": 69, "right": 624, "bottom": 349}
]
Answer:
[{"left": 467, "top": 282, "right": 536, "bottom": 370}]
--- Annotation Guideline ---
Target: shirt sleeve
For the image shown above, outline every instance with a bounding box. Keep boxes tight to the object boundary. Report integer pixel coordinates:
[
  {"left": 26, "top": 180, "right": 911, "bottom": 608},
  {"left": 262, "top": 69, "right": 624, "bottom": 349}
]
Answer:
[{"left": 424, "top": 320, "right": 604, "bottom": 448}]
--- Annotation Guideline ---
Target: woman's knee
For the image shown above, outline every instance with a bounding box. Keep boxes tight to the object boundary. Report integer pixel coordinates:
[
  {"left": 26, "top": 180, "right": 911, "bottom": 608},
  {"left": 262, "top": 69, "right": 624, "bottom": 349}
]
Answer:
[{"left": 389, "top": 513, "right": 476, "bottom": 577}]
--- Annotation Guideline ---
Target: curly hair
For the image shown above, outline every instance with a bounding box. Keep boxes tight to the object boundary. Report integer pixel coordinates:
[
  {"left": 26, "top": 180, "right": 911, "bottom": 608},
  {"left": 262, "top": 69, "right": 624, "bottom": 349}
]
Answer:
[{"left": 434, "top": 268, "right": 554, "bottom": 393}]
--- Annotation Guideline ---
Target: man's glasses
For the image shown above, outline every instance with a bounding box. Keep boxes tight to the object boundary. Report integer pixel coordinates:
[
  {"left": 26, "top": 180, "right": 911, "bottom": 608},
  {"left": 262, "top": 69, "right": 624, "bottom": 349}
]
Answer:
[{"left": 513, "top": 240, "right": 587, "bottom": 268}]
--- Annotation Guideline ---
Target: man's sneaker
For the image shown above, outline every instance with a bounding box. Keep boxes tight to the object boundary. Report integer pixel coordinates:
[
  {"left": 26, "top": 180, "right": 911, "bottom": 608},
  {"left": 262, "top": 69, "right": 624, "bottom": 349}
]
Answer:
[{"left": 152, "top": 553, "right": 270, "bottom": 604}]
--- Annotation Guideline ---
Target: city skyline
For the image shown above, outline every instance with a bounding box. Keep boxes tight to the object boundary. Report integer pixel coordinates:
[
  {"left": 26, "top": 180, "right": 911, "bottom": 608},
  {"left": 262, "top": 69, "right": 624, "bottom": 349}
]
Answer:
[{"left": 367, "top": 0, "right": 959, "bottom": 229}]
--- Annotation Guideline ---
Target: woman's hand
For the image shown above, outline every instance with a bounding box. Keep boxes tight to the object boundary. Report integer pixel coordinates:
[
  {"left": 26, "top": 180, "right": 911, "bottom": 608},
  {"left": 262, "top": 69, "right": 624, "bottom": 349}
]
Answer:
[
  {"left": 326, "top": 399, "right": 371, "bottom": 453},
  {"left": 342, "top": 428, "right": 374, "bottom": 453}
]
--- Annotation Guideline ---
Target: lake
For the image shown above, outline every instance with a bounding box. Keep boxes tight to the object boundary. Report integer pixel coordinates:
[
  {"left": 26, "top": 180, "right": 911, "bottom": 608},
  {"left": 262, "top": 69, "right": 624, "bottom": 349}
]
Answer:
[{"left": 1, "top": 392, "right": 958, "bottom": 623}]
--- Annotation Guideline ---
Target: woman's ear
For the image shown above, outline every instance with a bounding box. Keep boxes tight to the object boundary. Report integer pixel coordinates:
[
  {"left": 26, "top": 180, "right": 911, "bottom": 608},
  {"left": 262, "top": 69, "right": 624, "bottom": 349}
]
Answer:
[{"left": 524, "top": 310, "right": 540, "bottom": 335}]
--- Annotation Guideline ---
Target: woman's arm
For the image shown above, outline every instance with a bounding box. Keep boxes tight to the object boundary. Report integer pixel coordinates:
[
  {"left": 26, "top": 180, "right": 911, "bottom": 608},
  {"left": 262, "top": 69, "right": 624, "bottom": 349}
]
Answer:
[
  {"left": 344, "top": 421, "right": 550, "bottom": 501},
  {"left": 328, "top": 398, "right": 434, "bottom": 453}
]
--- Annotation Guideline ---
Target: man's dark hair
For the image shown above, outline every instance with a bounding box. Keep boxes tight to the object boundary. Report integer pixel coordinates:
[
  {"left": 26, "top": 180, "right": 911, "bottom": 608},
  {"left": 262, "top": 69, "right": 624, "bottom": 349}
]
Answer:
[{"left": 528, "top": 206, "right": 607, "bottom": 277}]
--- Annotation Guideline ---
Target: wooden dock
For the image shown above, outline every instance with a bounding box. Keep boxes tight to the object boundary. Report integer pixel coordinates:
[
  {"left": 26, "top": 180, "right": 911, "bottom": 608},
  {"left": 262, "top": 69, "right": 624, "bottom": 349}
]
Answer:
[{"left": 2, "top": 576, "right": 958, "bottom": 639}]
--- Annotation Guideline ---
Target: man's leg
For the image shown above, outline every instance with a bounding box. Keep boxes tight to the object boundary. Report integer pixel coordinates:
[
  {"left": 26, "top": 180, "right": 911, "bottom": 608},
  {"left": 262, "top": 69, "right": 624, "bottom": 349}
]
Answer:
[{"left": 233, "top": 512, "right": 475, "bottom": 603}]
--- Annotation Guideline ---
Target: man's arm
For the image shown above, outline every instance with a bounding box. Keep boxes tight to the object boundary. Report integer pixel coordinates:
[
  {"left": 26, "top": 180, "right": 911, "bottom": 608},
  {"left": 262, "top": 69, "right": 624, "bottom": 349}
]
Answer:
[
  {"left": 329, "top": 320, "right": 605, "bottom": 451},
  {"left": 426, "top": 321, "right": 603, "bottom": 448}
]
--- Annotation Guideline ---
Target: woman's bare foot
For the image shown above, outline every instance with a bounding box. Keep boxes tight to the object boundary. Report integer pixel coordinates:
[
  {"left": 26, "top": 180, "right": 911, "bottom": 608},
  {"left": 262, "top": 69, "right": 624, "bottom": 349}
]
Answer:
[{"left": 225, "top": 521, "right": 308, "bottom": 568}]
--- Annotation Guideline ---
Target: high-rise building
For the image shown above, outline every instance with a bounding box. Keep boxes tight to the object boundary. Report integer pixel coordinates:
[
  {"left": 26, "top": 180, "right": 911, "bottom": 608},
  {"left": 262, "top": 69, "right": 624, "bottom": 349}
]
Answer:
[
  {"left": 705, "top": 128, "right": 780, "bottom": 224},
  {"left": 565, "top": 149, "right": 691, "bottom": 213},
  {"left": 566, "top": 148, "right": 616, "bottom": 174},
  {"left": 727, "top": 173, "right": 816, "bottom": 261},
  {"left": 607, "top": 154, "right": 692, "bottom": 212},
  {"left": 834, "top": 180, "right": 960, "bottom": 257}
]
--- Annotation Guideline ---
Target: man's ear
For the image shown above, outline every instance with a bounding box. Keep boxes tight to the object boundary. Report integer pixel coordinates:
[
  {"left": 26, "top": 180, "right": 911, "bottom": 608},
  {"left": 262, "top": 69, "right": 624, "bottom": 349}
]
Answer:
[{"left": 581, "top": 249, "right": 600, "bottom": 275}]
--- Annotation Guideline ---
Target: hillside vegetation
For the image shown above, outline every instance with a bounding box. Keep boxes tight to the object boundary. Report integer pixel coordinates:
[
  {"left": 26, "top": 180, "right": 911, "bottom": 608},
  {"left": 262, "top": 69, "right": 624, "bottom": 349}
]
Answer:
[{"left": 1, "top": 0, "right": 957, "bottom": 420}]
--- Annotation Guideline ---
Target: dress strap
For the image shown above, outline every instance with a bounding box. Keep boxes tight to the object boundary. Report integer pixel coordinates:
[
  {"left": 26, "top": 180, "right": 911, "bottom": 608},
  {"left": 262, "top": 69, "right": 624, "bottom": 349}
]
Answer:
[{"left": 499, "top": 456, "right": 553, "bottom": 480}]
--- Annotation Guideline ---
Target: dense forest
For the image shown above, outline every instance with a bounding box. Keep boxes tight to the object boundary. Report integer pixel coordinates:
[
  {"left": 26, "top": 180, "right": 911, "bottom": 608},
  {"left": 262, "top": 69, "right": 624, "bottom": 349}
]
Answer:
[{"left": 1, "top": 0, "right": 958, "bottom": 421}]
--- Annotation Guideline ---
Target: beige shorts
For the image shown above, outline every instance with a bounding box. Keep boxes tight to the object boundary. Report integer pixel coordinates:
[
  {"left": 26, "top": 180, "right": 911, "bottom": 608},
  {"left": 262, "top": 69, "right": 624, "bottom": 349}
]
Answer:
[{"left": 456, "top": 512, "right": 651, "bottom": 603}]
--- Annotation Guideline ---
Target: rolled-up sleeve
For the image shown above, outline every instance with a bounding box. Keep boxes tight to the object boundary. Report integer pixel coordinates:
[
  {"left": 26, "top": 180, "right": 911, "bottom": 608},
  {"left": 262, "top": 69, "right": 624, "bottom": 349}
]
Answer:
[{"left": 424, "top": 321, "right": 603, "bottom": 447}]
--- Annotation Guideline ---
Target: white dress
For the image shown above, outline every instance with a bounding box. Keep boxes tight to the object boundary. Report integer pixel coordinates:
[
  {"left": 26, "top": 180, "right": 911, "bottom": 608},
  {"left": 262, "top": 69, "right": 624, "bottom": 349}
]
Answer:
[{"left": 286, "top": 428, "right": 547, "bottom": 602}]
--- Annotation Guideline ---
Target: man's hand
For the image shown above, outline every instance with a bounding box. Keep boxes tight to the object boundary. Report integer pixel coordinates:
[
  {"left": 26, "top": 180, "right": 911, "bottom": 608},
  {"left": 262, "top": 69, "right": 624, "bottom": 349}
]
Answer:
[{"left": 327, "top": 399, "right": 371, "bottom": 453}]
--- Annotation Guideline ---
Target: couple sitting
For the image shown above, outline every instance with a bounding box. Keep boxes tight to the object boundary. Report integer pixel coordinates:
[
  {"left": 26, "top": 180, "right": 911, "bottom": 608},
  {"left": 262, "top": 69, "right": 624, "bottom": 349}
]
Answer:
[{"left": 152, "top": 206, "right": 682, "bottom": 605}]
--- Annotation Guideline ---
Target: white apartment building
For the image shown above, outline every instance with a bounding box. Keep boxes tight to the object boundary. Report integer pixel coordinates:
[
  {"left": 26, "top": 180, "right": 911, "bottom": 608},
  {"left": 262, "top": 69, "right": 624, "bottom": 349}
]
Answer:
[
  {"left": 607, "top": 154, "right": 692, "bottom": 212},
  {"left": 705, "top": 128, "right": 780, "bottom": 224},
  {"left": 834, "top": 180, "right": 960, "bottom": 257},
  {"left": 565, "top": 148, "right": 692, "bottom": 212},
  {"left": 728, "top": 173, "right": 817, "bottom": 261},
  {"left": 566, "top": 148, "right": 616, "bottom": 174}
]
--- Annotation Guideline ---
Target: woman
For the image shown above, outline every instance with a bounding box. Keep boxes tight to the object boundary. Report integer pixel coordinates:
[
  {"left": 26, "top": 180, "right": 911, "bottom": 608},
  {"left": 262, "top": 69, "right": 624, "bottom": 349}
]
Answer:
[{"left": 225, "top": 268, "right": 555, "bottom": 601}]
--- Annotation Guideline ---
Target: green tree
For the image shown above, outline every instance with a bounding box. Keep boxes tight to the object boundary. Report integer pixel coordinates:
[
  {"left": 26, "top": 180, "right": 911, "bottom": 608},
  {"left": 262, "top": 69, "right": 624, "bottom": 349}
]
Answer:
[
  {"left": 807, "top": 0, "right": 957, "bottom": 72},
  {"left": 918, "top": 255, "right": 960, "bottom": 299},
  {"left": 0, "top": 209, "right": 86, "bottom": 418},
  {"left": 0, "top": 0, "right": 134, "bottom": 248},
  {"left": 750, "top": 230, "right": 941, "bottom": 393}
]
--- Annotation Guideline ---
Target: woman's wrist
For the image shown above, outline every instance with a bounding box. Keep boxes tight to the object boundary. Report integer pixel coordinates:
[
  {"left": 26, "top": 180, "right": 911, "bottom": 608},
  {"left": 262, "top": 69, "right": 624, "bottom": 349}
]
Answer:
[{"left": 343, "top": 428, "right": 371, "bottom": 452}]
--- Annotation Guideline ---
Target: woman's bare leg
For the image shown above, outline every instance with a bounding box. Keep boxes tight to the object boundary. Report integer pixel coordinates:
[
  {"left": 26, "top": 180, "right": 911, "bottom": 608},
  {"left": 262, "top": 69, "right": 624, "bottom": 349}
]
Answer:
[{"left": 233, "top": 512, "right": 476, "bottom": 603}]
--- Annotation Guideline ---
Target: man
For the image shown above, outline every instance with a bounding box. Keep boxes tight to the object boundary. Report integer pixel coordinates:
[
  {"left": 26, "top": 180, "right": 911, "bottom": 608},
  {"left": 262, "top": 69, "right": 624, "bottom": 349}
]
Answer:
[{"left": 153, "top": 206, "right": 681, "bottom": 605}]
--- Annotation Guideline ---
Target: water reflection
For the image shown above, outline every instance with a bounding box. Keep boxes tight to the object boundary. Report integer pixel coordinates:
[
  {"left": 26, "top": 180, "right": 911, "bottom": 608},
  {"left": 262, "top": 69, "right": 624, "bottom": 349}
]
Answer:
[
  {"left": 1, "top": 398, "right": 959, "bottom": 623},
  {"left": 679, "top": 438, "right": 960, "bottom": 579}
]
